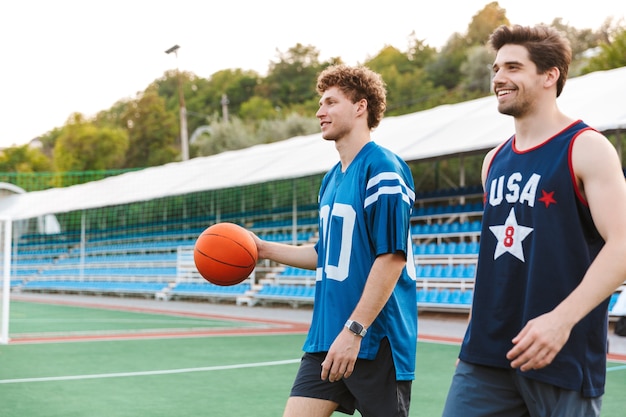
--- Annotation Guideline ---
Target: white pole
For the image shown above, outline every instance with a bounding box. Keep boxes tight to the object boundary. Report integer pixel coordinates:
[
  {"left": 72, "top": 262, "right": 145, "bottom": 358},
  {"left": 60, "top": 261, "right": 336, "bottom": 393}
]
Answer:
[
  {"left": 80, "top": 212, "right": 86, "bottom": 280},
  {"left": 1, "top": 218, "right": 12, "bottom": 344}
]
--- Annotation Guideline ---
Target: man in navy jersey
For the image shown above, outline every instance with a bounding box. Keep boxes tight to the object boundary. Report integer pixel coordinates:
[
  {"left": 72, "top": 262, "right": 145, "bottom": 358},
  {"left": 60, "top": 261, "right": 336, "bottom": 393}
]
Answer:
[
  {"left": 442, "top": 25, "right": 626, "bottom": 417},
  {"left": 251, "top": 65, "right": 417, "bottom": 417}
]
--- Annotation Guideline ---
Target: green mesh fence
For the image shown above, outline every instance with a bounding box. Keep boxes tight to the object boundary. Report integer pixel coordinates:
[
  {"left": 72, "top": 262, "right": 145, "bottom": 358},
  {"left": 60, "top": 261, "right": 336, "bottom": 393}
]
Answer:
[{"left": 0, "top": 169, "right": 142, "bottom": 192}]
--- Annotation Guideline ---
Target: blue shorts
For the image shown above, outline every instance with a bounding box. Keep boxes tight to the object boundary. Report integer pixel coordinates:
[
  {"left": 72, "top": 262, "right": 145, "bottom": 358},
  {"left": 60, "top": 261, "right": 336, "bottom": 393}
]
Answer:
[
  {"left": 442, "top": 360, "right": 602, "bottom": 417},
  {"left": 290, "top": 337, "right": 412, "bottom": 416}
]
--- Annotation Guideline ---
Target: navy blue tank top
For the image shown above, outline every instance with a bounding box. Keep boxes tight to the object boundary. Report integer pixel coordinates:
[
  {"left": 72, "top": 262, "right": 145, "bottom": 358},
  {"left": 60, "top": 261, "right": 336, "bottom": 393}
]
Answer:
[{"left": 459, "top": 120, "right": 608, "bottom": 397}]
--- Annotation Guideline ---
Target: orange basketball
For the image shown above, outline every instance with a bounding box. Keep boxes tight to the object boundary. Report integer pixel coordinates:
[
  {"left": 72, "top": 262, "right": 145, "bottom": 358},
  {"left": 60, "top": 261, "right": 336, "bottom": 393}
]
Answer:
[{"left": 193, "top": 222, "right": 258, "bottom": 286}]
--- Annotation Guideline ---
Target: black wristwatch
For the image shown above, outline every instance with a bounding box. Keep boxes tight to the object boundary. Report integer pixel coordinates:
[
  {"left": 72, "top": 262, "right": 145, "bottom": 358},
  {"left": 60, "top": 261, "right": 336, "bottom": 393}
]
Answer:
[{"left": 345, "top": 320, "right": 367, "bottom": 337}]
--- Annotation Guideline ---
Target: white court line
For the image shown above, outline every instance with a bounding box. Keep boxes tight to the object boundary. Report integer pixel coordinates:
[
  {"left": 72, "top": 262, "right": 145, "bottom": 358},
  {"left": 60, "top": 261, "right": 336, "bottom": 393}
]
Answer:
[
  {"left": 12, "top": 318, "right": 223, "bottom": 324},
  {"left": 607, "top": 364, "right": 626, "bottom": 372},
  {"left": 0, "top": 359, "right": 301, "bottom": 384},
  {"left": 5, "top": 359, "right": 623, "bottom": 385}
]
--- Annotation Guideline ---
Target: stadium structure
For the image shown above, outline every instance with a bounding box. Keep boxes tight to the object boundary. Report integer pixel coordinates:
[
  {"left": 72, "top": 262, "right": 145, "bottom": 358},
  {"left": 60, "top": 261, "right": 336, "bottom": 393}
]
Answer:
[{"left": 1, "top": 66, "right": 625, "bottom": 344}]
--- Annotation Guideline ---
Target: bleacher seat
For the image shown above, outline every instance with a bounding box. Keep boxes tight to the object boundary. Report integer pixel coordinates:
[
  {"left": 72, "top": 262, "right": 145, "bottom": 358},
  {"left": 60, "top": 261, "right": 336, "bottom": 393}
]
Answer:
[
  {"left": 609, "top": 293, "right": 618, "bottom": 312},
  {"left": 449, "top": 289, "right": 463, "bottom": 304},
  {"left": 425, "top": 288, "right": 440, "bottom": 303},
  {"left": 452, "top": 264, "right": 465, "bottom": 279},
  {"left": 438, "top": 289, "right": 452, "bottom": 303},
  {"left": 21, "top": 280, "right": 168, "bottom": 295},
  {"left": 249, "top": 284, "right": 315, "bottom": 307},
  {"left": 461, "top": 290, "right": 474, "bottom": 305},
  {"left": 445, "top": 242, "right": 457, "bottom": 254},
  {"left": 169, "top": 282, "right": 249, "bottom": 300},
  {"left": 463, "top": 264, "right": 477, "bottom": 279}
]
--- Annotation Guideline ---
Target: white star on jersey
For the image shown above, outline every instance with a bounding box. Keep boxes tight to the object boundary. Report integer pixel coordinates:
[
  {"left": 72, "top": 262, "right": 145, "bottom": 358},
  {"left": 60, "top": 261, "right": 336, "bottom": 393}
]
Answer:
[{"left": 489, "top": 207, "right": 533, "bottom": 261}]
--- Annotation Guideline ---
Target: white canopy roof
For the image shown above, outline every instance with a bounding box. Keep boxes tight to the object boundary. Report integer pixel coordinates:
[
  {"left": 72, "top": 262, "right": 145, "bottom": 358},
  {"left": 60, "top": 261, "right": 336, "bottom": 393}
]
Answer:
[{"left": 1, "top": 66, "right": 624, "bottom": 221}]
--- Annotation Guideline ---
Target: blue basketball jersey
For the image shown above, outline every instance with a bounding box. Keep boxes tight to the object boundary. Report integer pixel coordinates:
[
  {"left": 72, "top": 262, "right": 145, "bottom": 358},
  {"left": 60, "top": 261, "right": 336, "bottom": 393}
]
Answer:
[
  {"left": 305, "top": 141, "right": 417, "bottom": 380},
  {"left": 459, "top": 120, "right": 608, "bottom": 397}
]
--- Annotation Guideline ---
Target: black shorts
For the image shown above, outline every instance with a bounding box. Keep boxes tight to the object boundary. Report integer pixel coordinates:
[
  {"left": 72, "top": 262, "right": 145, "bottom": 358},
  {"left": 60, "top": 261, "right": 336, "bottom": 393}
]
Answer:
[{"left": 290, "top": 337, "right": 412, "bottom": 417}]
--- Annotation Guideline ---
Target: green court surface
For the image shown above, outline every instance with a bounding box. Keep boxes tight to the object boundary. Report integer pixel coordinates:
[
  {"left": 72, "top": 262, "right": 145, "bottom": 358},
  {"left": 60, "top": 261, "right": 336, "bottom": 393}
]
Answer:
[
  {"left": 7, "top": 300, "right": 263, "bottom": 336},
  {"left": 0, "top": 300, "right": 624, "bottom": 416}
]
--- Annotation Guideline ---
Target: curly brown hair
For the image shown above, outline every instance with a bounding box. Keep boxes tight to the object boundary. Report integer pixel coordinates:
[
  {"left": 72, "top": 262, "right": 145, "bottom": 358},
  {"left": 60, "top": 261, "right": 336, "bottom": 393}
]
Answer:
[
  {"left": 316, "top": 64, "right": 387, "bottom": 129},
  {"left": 489, "top": 24, "right": 572, "bottom": 97}
]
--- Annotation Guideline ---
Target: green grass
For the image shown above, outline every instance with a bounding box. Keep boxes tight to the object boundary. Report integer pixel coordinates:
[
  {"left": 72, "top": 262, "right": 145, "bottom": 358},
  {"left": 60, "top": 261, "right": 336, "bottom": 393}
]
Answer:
[
  {"left": 0, "top": 300, "right": 623, "bottom": 417},
  {"left": 0, "top": 335, "right": 303, "bottom": 417},
  {"left": 8, "top": 300, "right": 261, "bottom": 336}
]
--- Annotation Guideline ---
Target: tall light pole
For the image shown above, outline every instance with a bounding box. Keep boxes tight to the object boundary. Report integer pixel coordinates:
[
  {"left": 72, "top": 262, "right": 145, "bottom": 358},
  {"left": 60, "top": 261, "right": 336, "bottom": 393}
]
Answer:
[{"left": 165, "top": 44, "right": 189, "bottom": 161}]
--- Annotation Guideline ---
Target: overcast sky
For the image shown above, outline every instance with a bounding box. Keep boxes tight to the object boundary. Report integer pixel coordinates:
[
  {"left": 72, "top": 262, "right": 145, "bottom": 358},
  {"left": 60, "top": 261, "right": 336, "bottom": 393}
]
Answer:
[{"left": 1, "top": 0, "right": 623, "bottom": 148}]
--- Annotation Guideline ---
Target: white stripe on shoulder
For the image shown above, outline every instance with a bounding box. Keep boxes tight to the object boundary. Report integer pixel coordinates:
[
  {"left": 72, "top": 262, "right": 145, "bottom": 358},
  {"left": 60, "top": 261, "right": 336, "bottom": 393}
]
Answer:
[{"left": 364, "top": 172, "right": 415, "bottom": 208}]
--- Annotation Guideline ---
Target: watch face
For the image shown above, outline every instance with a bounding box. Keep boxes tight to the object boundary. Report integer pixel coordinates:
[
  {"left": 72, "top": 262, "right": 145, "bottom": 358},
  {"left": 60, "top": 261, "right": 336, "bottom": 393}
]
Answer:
[{"left": 349, "top": 321, "right": 364, "bottom": 335}]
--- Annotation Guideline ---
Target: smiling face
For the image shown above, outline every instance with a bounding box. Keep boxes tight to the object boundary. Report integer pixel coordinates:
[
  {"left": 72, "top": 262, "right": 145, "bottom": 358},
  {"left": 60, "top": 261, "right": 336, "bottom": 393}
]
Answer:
[
  {"left": 316, "top": 86, "right": 363, "bottom": 142},
  {"left": 492, "top": 44, "right": 543, "bottom": 118}
]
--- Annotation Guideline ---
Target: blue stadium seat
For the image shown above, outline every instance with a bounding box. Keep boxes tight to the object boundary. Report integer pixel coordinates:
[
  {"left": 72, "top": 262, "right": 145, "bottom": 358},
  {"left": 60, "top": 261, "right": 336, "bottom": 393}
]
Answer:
[
  {"left": 468, "top": 242, "right": 480, "bottom": 254},
  {"left": 438, "top": 289, "right": 452, "bottom": 304},
  {"left": 470, "top": 221, "right": 482, "bottom": 232},
  {"left": 452, "top": 264, "right": 466, "bottom": 278},
  {"left": 609, "top": 292, "right": 619, "bottom": 312},
  {"left": 431, "top": 265, "right": 444, "bottom": 278},
  {"left": 411, "top": 224, "right": 424, "bottom": 235},
  {"left": 463, "top": 264, "right": 477, "bottom": 279},
  {"left": 420, "top": 265, "right": 433, "bottom": 277},
  {"left": 449, "top": 289, "right": 463, "bottom": 304},
  {"left": 460, "top": 290, "right": 474, "bottom": 305},
  {"left": 455, "top": 241, "right": 468, "bottom": 255},
  {"left": 442, "top": 265, "right": 455, "bottom": 278},
  {"left": 446, "top": 242, "right": 457, "bottom": 254},
  {"left": 415, "top": 265, "right": 424, "bottom": 277},
  {"left": 425, "top": 289, "right": 440, "bottom": 303}
]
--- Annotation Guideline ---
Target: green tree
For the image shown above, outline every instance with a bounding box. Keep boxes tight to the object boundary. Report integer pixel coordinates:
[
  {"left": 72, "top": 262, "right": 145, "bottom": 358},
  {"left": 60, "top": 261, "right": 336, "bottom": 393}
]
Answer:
[
  {"left": 550, "top": 18, "right": 604, "bottom": 59},
  {"left": 426, "top": 33, "right": 468, "bottom": 90},
  {"left": 454, "top": 1, "right": 508, "bottom": 94},
  {"left": 207, "top": 69, "right": 261, "bottom": 116},
  {"left": 255, "top": 113, "right": 319, "bottom": 144},
  {"left": 53, "top": 113, "right": 128, "bottom": 171},
  {"left": 121, "top": 90, "right": 178, "bottom": 168},
  {"left": 460, "top": 45, "right": 494, "bottom": 93},
  {"left": 0, "top": 143, "right": 52, "bottom": 172},
  {"left": 36, "top": 127, "right": 63, "bottom": 160},
  {"left": 194, "top": 117, "right": 255, "bottom": 156},
  {"left": 260, "top": 43, "right": 323, "bottom": 108},
  {"left": 466, "top": 1, "right": 509, "bottom": 46},
  {"left": 406, "top": 33, "right": 438, "bottom": 68},
  {"left": 582, "top": 27, "right": 626, "bottom": 73},
  {"left": 367, "top": 45, "right": 414, "bottom": 75},
  {"left": 240, "top": 96, "right": 278, "bottom": 121},
  {"left": 365, "top": 46, "right": 444, "bottom": 114},
  {"left": 366, "top": 46, "right": 413, "bottom": 111},
  {"left": 94, "top": 99, "right": 133, "bottom": 129}
]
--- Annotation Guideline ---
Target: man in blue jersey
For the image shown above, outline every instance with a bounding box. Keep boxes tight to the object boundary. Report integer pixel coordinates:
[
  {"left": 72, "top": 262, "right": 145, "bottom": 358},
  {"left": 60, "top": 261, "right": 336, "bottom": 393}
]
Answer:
[
  {"left": 442, "top": 25, "right": 626, "bottom": 416},
  {"left": 251, "top": 64, "right": 417, "bottom": 417}
]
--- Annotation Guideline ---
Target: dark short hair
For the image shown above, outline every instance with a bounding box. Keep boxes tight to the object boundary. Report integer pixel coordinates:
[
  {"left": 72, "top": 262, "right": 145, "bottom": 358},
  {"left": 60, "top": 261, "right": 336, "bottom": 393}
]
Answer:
[
  {"left": 489, "top": 24, "right": 572, "bottom": 97},
  {"left": 316, "top": 64, "right": 387, "bottom": 129}
]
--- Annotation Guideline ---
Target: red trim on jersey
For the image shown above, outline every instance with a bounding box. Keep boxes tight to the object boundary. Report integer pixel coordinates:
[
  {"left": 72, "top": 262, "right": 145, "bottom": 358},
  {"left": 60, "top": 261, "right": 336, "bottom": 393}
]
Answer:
[
  {"left": 568, "top": 121, "right": 597, "bottom": 207},
  {"left": 511, "top": 120, "right": 583, "bottom": 154}
]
